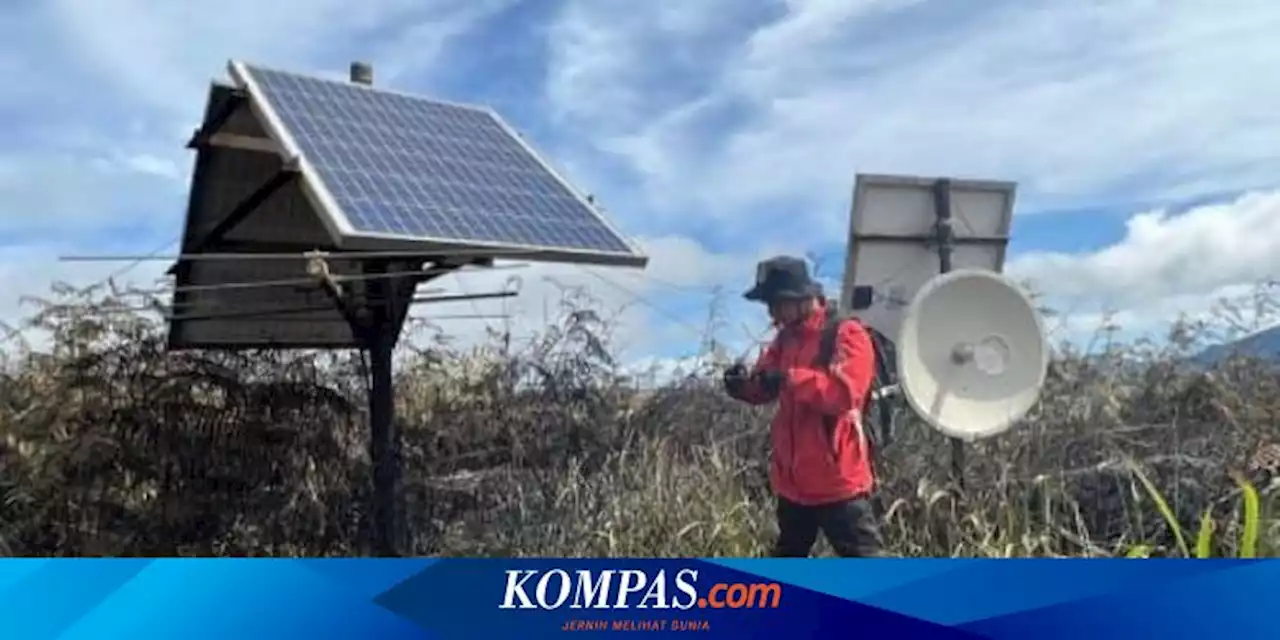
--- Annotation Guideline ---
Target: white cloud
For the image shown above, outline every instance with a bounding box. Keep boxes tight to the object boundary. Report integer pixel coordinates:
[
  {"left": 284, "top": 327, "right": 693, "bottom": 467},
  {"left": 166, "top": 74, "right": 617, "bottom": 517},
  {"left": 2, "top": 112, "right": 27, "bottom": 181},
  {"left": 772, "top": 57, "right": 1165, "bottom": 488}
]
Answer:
[
  {"left": 537, "top": 0, "right": 1280, "bottom": 350},
  {"left": 1009, "top": 190, "right": 1280, "bottom": 344},
  {"left": 620, "top": 354, "right": 712, "bottom": 388},
  {"left": 0, "top": 150, "right": 185, "bottom": 235},
  {"left": 118, "top": 154, "right": 183, "bottom": 181},
  {"left": 0, "top": 0, "right": 515, "bottom": 236},
  {"left": 545, "top": 0, "right": 1280, "bottom": 235},
  {"left": 1010, "top": 191, "right": 1280, "bottom": 304},
  {"left": 40, "top": 0, "right": 510, "bottom": 120},
  {"left": 544, "top": 0, "right": 744, "bottom": 128},
  {"left": 742, "top": 0, "right": 926, "bottom": 70}
]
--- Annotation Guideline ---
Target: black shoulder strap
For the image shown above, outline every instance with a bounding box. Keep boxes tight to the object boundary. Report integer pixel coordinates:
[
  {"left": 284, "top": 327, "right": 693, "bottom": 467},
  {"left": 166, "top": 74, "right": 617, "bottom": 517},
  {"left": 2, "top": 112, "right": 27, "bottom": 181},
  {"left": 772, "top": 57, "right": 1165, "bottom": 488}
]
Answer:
[
  {"left": 814, "top": 310, "right": 894, "bottom": 452},
  {"left": 813, "top": 310, "right": 885, "bottom": 493},
  {"left": 813, "top": 309, "right": 868, "bottom": 421},
  {"left": 813, "top": 307, "right": 847, "bottom": 369},
  {"left": 814, "top": 308, "right": 884, "bottom": 376}
]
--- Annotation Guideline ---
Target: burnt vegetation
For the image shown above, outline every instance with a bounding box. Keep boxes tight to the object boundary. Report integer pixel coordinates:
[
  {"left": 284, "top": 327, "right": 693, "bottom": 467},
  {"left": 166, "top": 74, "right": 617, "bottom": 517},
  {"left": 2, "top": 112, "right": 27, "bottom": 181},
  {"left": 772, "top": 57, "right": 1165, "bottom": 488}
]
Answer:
[{"left": 0, "top": 279, "right": 1278, "bottom": 558}]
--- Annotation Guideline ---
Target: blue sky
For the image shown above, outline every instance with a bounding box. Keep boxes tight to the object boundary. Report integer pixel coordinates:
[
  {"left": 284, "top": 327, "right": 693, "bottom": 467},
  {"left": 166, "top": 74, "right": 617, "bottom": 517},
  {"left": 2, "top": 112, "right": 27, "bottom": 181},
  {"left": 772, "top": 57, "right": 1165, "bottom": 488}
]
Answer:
[{"left": 4, "top": 0, "right": 1280, "bottom": 367}]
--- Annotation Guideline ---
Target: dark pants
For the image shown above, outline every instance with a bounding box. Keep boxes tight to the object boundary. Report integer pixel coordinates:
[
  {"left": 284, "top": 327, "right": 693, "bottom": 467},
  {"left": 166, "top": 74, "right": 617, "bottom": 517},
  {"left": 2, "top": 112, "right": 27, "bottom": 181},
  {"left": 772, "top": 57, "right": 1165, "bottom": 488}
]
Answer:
[{"left": 772, "top": 495, "right": 885, "bottom": 557}]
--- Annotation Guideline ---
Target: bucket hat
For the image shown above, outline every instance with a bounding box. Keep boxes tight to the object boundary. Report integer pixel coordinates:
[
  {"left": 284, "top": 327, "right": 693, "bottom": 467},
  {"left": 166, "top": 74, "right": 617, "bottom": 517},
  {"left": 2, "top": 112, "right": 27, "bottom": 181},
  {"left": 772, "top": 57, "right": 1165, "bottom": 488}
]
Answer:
[{"left": 743, "top": 256, "right": 823, "bottom": 302}]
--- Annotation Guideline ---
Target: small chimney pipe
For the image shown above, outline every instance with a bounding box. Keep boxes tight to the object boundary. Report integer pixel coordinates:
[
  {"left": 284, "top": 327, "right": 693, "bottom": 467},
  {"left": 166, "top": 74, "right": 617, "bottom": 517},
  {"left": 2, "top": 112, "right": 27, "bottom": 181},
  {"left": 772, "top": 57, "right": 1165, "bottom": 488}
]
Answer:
[{"left": 350, "top": 61, "right": 373, "bottom": 85}]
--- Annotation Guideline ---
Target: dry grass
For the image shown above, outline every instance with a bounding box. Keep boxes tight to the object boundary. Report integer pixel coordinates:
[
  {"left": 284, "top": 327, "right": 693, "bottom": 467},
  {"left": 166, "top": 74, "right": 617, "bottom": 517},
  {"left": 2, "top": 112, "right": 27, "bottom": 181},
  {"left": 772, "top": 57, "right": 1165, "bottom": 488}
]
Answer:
[{"left": 0, "top": 279, "right": 1278, "bottom": 558}]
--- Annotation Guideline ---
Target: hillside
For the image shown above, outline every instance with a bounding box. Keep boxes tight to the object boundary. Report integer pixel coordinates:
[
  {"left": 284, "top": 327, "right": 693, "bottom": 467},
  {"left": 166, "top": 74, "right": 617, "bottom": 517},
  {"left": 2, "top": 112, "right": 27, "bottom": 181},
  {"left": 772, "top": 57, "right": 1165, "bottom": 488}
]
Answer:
[
  {"left": 0, "top": 283, "right": 1276, "bottom": 558},
  {"left": 1196, "top": 324, "right": 1280, "bottom": 366}
]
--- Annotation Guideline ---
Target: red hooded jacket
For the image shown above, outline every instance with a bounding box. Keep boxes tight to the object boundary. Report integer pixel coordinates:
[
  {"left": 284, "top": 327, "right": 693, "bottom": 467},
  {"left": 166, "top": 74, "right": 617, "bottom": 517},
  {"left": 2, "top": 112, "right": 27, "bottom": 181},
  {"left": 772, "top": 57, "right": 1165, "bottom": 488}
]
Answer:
[{"left": 731, "top": 300, "right": 877, "bottom": 505}]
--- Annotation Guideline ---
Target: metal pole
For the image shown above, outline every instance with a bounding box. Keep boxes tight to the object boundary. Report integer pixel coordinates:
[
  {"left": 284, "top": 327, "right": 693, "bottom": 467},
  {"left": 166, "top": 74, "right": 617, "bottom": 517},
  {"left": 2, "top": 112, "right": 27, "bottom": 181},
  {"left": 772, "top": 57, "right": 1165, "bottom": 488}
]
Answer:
[
  {"left": 368, "top": 323, "right": 399, "bottom": 556},
  {"left": 932, "top": 178, "right": 966, "bottom": 491},
  {"left": 365, "top": 259, "right": 401, "bottom": 557}
]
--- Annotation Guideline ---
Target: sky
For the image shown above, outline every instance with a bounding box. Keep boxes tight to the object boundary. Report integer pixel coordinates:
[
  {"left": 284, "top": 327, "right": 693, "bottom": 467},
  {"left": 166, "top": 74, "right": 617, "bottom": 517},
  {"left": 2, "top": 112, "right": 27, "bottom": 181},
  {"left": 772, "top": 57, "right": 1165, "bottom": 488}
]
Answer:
[{"left": 4, "top": 0, "right": 1280, "bottom": 372}]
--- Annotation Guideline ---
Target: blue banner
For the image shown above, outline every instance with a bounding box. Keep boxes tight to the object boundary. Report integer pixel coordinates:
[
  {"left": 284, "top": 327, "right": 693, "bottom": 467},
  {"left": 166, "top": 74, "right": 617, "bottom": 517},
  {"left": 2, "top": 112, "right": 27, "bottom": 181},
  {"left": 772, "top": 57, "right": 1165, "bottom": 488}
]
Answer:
[{"left": 0, "top": 558, "right": 1271, "bottom": 639}]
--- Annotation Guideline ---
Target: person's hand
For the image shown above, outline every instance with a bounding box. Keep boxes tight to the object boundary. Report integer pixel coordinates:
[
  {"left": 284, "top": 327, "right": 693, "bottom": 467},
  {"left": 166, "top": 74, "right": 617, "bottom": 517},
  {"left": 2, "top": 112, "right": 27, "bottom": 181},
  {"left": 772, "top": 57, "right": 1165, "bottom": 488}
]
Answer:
[
  {"left": 755, "top": 369, "right": 787, "bottom": 397},
  {"left": 723, "top": 362, "right": 749, "bottom": 396}
]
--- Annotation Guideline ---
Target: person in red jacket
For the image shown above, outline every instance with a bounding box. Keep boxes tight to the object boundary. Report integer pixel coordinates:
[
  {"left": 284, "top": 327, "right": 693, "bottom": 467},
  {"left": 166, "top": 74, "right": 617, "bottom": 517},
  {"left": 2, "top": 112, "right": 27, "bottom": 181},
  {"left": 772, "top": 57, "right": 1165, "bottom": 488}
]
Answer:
[{"left": 723, "top": 256, "right": 884, "bottom": 557}]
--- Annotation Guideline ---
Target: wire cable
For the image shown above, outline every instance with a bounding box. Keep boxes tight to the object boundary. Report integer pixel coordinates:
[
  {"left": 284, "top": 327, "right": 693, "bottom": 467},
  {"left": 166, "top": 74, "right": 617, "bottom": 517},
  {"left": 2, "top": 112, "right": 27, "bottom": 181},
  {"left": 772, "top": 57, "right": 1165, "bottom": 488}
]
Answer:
[
  {"left": 577, "top": 267, "right": 709, "bottom": 340},
  {"left": 58, "top": 246, "right": 632, "bottom": 263},
  {"left": 157, "top": 262, "right": 526, "bottom": 296},
  {"left": 2, "top": 235, "right": 180, "bottom": 348}
]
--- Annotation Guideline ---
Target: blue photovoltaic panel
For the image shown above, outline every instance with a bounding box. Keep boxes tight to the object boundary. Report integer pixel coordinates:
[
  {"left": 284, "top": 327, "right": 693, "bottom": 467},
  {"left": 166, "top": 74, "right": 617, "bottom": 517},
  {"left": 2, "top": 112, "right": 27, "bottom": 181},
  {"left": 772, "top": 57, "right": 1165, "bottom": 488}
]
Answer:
[{"left": 240, "top": 64, "right": 636, "bottom": 257}]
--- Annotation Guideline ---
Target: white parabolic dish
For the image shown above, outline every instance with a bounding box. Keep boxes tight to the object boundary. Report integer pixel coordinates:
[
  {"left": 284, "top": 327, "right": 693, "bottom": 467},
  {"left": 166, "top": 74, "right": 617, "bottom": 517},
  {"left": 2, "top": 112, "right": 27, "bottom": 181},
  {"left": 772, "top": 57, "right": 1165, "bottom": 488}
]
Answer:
[{"left": 896, "top": 268, "right": 1049, "bottom": 442}]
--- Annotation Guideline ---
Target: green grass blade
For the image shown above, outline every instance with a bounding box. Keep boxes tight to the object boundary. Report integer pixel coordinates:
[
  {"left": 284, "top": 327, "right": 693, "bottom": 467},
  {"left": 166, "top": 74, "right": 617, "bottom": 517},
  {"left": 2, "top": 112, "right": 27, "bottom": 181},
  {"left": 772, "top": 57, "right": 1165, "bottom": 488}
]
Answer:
[
  {"left": 1230, "top": 471, "right": 1260, "bottom": 559},
  {"left": 1126, "top": 545, "right": 1152, "bottom": 558},
  {"left": 1195, "top": 508, "right": 1214, "bottom": 559},
  {"left": 1125, "top": 456, "right": 1189, "bottom": 557}
]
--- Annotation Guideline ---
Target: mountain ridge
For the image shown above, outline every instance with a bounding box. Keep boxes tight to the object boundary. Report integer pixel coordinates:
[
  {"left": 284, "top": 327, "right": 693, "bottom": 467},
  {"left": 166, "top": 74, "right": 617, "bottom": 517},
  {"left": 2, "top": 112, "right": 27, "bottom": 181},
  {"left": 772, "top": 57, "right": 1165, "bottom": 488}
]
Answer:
[{"left": 1194, "top": 324, "right": 1280, "bottom": 365}]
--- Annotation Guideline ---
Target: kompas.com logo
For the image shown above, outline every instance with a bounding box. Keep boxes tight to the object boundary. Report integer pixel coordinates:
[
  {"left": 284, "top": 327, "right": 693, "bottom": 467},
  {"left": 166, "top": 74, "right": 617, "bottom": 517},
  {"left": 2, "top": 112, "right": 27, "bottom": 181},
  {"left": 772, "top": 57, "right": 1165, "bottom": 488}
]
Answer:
[{"left": 498, "top": 568, "right": 782, "bottom": 610}]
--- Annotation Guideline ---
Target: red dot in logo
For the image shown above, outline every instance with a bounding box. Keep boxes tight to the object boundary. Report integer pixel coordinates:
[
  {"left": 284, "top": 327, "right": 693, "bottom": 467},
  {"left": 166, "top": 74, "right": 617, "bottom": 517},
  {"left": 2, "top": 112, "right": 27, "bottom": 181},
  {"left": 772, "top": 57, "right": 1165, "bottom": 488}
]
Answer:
[{"left": 697, "top": 598, "right": 707, "bottom": 608}]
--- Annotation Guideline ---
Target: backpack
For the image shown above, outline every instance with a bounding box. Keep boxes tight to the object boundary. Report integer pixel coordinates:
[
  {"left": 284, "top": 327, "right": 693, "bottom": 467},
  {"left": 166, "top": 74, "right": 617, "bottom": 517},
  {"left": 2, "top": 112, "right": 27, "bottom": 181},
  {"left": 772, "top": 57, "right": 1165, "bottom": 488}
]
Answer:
[{"left": 812, "top": 307, "right": 899, "bottom": 477}]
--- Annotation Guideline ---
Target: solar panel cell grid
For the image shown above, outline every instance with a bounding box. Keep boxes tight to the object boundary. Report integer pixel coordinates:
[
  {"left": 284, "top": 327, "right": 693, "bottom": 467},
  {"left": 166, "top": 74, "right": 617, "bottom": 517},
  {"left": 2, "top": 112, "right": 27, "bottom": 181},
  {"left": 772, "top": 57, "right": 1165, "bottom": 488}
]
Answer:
[{"left": 243, "top": 65, "right": 634, "bottom": 255}]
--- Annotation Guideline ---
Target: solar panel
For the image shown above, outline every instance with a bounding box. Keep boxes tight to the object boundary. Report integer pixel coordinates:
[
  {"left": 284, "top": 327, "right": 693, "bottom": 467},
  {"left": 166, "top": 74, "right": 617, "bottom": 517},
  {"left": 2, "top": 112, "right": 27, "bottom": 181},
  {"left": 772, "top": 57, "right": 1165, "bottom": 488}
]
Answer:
[
  {"left": 227, "top": 61, "right": 644, "bottom": 266},
  {"left": 840, "top": 174, "right": 1015, "bottom": 343}
]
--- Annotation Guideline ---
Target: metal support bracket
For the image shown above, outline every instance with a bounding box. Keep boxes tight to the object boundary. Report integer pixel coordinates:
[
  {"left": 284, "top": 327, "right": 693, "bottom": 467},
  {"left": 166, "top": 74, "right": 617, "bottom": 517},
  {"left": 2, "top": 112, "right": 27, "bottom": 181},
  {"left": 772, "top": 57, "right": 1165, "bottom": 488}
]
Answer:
[
  {"left": 930, "top": 178, "right": 967, "bottom": 491},
  {"left": 185, "top": 161, "right": 300, "bottom": 256},
  {"left": 296, "top": 248, "right": 496, "bottom": 556},
  {"left": 304, "top": 250, "right": 368, "bottom": 331},
  {"left": 166, "top": 166, "right": 300, "bottom": 279},
  {"left": 932, "top": 178, "right": 955, "bottom": 273}
]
